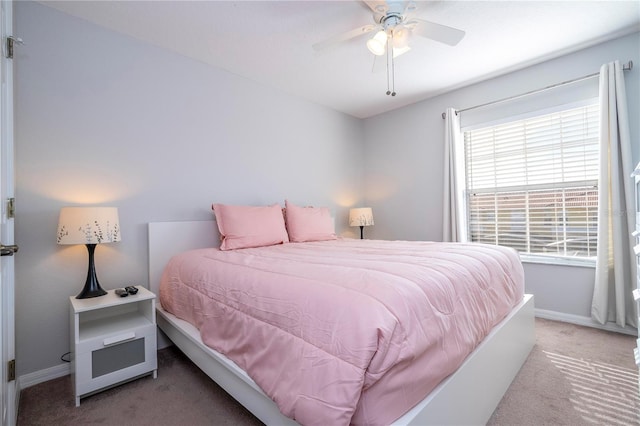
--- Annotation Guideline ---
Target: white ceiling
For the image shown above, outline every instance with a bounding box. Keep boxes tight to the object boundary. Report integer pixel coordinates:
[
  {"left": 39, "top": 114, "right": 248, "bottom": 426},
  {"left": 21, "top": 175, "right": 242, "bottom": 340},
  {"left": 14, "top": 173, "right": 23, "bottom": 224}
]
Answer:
[{"left": 40, "top": 1, "right": 640, "bottom": 118}]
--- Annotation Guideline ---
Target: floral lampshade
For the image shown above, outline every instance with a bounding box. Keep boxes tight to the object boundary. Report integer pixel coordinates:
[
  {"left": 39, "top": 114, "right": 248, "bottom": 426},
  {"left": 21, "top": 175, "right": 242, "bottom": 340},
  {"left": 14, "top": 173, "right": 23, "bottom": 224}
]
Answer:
[
  {"left": 57, "top": 207, "right": 121, "bottom": 245},
  {"left": 349, "top": 207, "right": 374, "bottom": 227}
]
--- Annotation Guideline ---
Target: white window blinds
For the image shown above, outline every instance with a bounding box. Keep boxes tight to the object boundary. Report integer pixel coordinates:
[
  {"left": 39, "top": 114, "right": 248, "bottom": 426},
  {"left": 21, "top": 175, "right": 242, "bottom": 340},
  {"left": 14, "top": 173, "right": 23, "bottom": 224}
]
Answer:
[{"left": 463, "top": 104, "right": 599, "bottom": 259}]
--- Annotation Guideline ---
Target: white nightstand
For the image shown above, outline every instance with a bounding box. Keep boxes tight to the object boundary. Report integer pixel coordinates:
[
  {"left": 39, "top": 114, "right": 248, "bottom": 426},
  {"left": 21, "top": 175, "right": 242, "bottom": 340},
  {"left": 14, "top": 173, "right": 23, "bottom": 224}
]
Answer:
[{"left": 69, "top": 286, "right": 157, "bottom": 406}]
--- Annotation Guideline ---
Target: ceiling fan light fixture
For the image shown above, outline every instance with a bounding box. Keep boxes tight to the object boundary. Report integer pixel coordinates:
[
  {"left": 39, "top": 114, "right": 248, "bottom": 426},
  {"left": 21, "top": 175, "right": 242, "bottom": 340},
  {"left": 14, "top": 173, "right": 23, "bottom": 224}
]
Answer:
[
  {"left": 366, "top": 30, "right": 388, "bottom": 56},
  {"left": 392, "top": 26, "right": 410, "bottom": 49},
  {"left": 392, "top": 46, "right": 411, "bottom": 58}
]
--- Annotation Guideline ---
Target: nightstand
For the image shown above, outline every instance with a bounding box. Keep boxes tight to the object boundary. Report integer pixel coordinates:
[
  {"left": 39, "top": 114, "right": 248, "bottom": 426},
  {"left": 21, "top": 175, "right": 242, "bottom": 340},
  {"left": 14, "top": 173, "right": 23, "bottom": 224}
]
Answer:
[{"left": 69, "top": 286, "right": 157, "bottom": 406}]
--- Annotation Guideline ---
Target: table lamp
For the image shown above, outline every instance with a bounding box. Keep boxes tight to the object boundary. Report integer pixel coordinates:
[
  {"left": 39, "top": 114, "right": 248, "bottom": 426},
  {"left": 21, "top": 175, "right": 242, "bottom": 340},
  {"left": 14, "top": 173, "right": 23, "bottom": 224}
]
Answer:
[
  {"left": 57, "top": 206, "right": 121, "bottom": 299},
  {"left": 349, "top": 207, "right": 374, "bottom": 239}
]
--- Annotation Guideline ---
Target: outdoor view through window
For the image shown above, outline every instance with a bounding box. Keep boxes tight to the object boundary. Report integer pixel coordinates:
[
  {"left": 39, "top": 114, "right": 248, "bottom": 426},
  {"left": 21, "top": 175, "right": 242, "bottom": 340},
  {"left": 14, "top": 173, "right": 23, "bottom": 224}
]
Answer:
[{"left": 463, "top": 104, "right": 599, "bottom": 260}]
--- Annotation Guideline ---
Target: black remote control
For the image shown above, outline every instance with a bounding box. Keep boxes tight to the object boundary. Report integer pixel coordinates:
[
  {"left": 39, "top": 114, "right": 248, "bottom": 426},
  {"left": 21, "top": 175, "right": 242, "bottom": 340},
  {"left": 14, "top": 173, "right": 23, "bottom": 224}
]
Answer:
[
  {"left": 115, "top": 288, "right": 128, "bottom": 297},
  {"left": 125, "top": 286, "right": 138, "bottom": 295}
]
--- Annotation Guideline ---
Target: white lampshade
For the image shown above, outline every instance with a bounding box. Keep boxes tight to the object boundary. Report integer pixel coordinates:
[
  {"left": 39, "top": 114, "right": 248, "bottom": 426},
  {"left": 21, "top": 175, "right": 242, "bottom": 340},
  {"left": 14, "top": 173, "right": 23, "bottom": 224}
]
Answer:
[
  {"left": 349, "top": 207, "right": 374, "bottom": 227},
  {"left": 366, "top": 30, "right": 387, "bottom": 56},
  {"left": 392, "top": 46, "right": 411, "bottom": 58},
  {"left": 392, "top": 26, "right": 410, "bottom": 49},
  {"left": 57, "top": 207, "right": 121, "bottom": 245}
]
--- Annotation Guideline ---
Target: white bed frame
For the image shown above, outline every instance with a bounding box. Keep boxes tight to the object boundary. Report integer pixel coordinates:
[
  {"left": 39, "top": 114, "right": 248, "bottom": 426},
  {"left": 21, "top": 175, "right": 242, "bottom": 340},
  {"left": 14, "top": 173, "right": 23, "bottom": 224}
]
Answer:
[{"left": 148, "top": 221, "right": 535, "bottom": 425}]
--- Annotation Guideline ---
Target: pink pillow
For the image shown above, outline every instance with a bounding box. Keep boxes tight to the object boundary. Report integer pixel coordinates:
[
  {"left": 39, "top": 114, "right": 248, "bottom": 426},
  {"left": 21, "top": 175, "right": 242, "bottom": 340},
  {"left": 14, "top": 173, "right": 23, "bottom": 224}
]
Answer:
[
  {"left": 285, "top": 200, "right": 337, "bottom": 243},
  {"left": 212, "top": 204, "right": 289, "bottom": 250}
]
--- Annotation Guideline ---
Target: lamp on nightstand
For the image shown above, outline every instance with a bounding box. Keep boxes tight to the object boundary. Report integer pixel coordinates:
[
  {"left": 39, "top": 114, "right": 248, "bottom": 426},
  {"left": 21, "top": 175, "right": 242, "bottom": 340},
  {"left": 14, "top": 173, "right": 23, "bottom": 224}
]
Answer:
[
  {"left": 57, "top": 207, "right": 121, "bottom": 299},
  {"left": 349, "top": 207, "right": 374, "bottom": 239}
]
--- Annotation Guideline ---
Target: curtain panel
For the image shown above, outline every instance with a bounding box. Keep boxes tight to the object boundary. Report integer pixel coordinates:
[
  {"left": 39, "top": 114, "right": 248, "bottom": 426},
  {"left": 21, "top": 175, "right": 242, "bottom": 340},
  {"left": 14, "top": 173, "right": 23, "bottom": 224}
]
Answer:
[
  {"left": 442, "top": 107, "right": 467, "bottom": 243},
  {"left": 591, "top": 60, "right": 637, "bottom": 328}
]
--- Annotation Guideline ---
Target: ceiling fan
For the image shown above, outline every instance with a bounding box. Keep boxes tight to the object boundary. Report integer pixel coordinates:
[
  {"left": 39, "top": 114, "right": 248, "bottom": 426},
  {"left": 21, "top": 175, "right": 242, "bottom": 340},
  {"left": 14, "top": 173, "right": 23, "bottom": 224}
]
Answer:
[{"left": 313, "top": 0, "right": 465, "bottom": 96}]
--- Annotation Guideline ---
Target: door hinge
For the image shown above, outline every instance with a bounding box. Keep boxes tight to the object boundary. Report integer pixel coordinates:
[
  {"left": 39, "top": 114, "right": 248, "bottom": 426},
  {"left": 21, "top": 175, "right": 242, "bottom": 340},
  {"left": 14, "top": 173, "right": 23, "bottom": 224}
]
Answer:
[
  {"left": 5, "top": 36, "right": 23, "bottom": 60},
  {"left": 7, "top": 198, "right": 14, "bottom": 219},
  {"left": 7, "top": 359, "right": 15, "bottom": 382}
]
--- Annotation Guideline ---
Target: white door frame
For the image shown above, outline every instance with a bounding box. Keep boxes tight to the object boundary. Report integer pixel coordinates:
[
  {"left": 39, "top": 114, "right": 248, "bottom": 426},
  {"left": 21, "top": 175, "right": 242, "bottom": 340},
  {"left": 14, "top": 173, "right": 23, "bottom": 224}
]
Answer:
[{"left": 0, "top": 0, "right": 16, "bottom": 424}]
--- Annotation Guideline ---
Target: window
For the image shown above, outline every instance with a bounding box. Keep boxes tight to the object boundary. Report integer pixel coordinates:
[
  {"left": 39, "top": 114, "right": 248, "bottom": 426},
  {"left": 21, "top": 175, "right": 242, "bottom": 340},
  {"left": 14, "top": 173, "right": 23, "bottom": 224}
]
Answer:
[{"left": 463, "top": 104, "right": 599, "bottom": 261}]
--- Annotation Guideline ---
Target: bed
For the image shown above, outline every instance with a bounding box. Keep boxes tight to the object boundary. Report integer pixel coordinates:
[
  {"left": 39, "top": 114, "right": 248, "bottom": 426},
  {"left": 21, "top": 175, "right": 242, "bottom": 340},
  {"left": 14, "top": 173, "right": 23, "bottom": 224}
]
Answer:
[{"left": 148, "top": 220, "right": 535, "bottom": 425}]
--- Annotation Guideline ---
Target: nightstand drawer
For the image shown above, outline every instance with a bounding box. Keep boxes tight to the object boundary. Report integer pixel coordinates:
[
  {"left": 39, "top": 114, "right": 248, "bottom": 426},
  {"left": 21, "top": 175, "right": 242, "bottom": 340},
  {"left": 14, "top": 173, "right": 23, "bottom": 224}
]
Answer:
[
  {"left": 74, "top": 322, "right": 156, "bottom": 397},
  {"left": 76, "top": 321, "right": 154, "bottom": 355}
]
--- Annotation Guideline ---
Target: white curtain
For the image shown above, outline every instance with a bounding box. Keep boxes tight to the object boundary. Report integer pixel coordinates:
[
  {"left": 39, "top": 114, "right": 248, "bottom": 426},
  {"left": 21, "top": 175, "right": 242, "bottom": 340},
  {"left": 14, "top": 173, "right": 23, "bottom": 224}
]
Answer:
[
  {"left": 591, "top": 61, "right": 637, "bottom": 328},
  {"left": 442, "top": 107, "right": 468, "bottom": 242}
]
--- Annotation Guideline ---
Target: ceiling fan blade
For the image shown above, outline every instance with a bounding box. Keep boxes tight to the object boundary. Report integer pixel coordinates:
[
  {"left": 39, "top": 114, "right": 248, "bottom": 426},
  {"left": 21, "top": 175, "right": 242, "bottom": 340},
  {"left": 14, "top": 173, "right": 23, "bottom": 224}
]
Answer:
[
  {"left": 403, "top": 1, "right": 417, "bottom": 17},
  {"left": 408, "top": 18, "right": 465, "bottom": 46},
  {"left": 312, "top": 24, "right": 377, "bottom": 52},
  {"left": 362, "top": 0, "right": 388, "bottom": 14},
  {"left": 362, "top": 0, "right": 389, "bottom": 23}
]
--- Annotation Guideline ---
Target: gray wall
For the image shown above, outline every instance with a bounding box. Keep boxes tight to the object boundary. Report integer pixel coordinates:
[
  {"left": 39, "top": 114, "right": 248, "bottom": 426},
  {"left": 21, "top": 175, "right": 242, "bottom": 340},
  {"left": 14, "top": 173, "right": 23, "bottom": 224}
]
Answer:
[
  {"left": 14, "top": 1, "right": 640, "bottom": 379},
  {"left": 363, "top": 32, "right": 640, "bottom": 319},
  {"left": 14, "top": 2, "right": 364, "bottom": 376}
]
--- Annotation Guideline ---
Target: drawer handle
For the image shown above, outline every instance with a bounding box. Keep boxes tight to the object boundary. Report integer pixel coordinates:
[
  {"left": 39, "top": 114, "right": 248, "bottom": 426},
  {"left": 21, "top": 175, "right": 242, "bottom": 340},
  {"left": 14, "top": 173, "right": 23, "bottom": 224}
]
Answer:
[{"left": 103, "top": 332, "right": 136, "bottom": 346}]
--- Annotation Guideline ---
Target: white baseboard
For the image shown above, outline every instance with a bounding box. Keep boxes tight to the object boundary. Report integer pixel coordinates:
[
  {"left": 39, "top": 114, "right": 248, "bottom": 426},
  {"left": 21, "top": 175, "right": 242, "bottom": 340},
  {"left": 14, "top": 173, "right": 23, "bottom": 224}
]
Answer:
[
  {"left": 18, "top": 362, "right": 70, "bottom": 390},
  {"left": 535, "top": 308, "right": 637, "bottom": 336},
  {"left": 15, "top": 363, "right": 70, "bottom": 417}
]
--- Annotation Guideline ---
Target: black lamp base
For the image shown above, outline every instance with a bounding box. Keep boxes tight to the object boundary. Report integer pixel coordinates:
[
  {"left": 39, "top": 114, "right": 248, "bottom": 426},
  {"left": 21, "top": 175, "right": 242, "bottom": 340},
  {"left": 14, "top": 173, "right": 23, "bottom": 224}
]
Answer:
[
  {"left": 359, "top": 225, "right": 364, "bottom": 240},
  {"left": 76, "top": 244, "right": 107, "bottom": 299}
]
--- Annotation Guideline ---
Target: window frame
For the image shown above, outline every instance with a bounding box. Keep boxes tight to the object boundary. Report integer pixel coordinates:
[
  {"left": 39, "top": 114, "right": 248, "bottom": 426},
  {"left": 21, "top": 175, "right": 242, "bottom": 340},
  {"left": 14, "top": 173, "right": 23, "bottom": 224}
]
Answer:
[{"left": 460, "top": 99, "right": 600, "bottom": 267}]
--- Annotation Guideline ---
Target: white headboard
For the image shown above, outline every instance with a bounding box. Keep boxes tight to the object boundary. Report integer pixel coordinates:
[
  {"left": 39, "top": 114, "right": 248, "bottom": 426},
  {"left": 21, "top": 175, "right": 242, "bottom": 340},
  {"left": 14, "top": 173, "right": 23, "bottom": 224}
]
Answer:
[
  {"left": 148, "top": 214, "right": 339, "bottom": 295},
  {"left": 148, "top": 221, "right": 218, "bottom": 295}
]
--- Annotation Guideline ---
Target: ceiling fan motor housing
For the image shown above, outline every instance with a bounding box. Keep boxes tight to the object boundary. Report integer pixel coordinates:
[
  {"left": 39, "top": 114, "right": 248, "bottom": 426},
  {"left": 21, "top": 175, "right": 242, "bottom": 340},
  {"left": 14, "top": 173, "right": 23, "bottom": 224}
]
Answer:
[{"left": 381, "top": 13, "right": 403, "bottom": 31}]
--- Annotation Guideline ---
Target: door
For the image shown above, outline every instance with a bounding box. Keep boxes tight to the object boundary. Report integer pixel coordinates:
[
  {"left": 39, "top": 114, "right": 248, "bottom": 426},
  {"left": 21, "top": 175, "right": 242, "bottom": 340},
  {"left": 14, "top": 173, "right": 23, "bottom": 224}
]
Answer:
[{"left": 0, "top": 0, "right": 16, "bottom": 424}]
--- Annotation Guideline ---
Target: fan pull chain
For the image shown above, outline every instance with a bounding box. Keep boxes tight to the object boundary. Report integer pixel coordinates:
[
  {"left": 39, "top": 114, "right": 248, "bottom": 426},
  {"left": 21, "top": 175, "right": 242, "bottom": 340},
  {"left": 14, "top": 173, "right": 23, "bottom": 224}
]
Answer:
[
  {"left": 385, "top": 35, "right": 391, "bottom": 96},
  {"left": 385, "top": 33, "right": 396, "bottom": 97},
  {"left": 391, "top": 51, "right": 396, "bottom": 96}
]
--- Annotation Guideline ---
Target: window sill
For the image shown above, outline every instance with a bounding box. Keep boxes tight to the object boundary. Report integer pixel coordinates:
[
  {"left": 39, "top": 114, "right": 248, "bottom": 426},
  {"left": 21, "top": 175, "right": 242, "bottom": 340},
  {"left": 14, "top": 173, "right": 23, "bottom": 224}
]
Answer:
[{"left": 519, "top": 253, "right": 596, "bottom": 268}]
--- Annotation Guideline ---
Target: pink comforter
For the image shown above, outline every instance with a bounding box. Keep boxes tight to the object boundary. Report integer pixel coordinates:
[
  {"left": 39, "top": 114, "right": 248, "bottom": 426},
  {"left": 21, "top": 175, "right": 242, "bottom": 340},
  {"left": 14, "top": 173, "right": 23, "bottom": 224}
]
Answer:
[{"left": 160, "top": 239, "right": 524, "bottom": 425}]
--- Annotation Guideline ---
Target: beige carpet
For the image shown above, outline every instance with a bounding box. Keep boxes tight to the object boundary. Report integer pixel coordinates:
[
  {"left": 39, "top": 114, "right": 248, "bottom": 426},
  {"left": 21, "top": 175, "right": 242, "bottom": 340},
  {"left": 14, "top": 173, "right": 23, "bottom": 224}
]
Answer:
[
  {"left": 488, "top": 319, "right": 639, "bottom": 426},
  {"left": 18, "top": 318, "right": 640, "bottom": 425}
]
